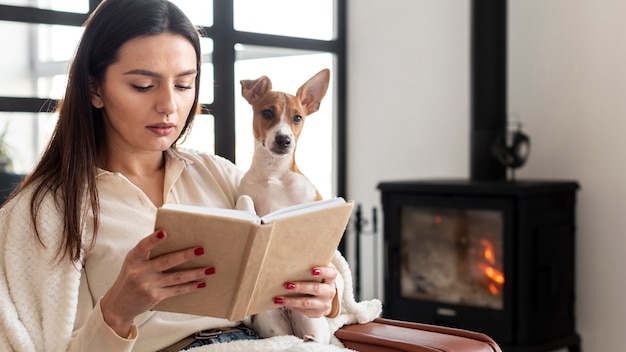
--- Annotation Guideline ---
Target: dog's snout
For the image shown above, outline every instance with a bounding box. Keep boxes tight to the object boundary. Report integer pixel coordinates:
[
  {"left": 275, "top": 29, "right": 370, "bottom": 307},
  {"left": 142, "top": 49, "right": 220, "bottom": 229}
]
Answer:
[
  {"left": 275, "top": 135, "right": 291, "bottom": 148},
  {"left": 270, "top": 134, "right": 293, "bottom": 155}
]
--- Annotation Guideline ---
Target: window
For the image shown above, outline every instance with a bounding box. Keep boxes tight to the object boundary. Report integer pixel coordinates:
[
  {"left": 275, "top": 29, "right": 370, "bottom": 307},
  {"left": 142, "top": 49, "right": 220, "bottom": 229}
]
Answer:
[
  {"left": 0, "top": 0, "right": 346, "bottom": 198},
  {"left": 233, "top": 0, "right": 335, "bottom": 40}
]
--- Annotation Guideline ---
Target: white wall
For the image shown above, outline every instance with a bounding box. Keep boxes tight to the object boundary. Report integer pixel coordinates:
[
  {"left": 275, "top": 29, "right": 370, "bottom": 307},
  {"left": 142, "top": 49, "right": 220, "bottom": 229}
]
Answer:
[
  {"left": 347, "top": 0, "right": 626, "bottom": 351},
  {"left": 509, "top": 0, "right": 626, "bottom": 350},
  {"left": 346, "top": 0, "right": 470, "bottom": 301}
]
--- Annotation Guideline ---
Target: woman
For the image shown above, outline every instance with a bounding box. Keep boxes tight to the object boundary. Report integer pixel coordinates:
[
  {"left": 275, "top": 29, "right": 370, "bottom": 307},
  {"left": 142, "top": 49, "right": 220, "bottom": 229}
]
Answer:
[{"left": 0, "top": 0, "right": 380, "bottom": 351}]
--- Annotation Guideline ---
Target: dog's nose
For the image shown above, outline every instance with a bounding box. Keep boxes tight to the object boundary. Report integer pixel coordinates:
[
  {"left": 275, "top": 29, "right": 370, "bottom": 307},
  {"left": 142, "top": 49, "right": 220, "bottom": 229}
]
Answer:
[{"left": 275, "top": 135, "right": 291, "bottom": 148}]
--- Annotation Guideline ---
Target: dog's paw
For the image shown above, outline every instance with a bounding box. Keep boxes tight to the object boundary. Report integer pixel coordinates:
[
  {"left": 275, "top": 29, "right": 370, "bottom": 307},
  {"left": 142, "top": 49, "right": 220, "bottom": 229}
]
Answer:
[{"left": 235, "top": 195, "right": 256, "bottom": 214}]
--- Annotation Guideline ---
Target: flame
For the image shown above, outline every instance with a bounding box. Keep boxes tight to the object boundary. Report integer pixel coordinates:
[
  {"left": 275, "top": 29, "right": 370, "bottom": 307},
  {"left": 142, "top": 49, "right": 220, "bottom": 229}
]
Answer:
[
  {"left": 479, "top": 263, "right": 505, "bottom": 285},
  {"left": 478, "top": 239, "right": 504, "bottom": 295},
  {"left": 480, "top": 239, "right": 496, "bottom": 265}
]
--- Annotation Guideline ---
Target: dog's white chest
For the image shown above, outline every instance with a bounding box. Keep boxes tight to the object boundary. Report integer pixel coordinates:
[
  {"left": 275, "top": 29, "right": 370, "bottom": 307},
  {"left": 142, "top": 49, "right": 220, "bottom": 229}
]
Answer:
[{"left": 238, "top": 171, "right": 318, "bottom": 217}]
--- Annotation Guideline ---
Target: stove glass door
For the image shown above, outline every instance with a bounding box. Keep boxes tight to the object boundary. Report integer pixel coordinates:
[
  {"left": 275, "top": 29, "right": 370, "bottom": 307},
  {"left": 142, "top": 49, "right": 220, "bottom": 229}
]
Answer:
[{"left": 400, "top": 206, "right": 504, "bottom": 310}]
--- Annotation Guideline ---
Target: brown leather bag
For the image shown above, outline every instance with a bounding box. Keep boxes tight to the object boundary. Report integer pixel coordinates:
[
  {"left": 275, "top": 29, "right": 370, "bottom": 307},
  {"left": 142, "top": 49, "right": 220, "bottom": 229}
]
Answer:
[{"left": 335, "top": 318, "right": 502, "bottom": 352}]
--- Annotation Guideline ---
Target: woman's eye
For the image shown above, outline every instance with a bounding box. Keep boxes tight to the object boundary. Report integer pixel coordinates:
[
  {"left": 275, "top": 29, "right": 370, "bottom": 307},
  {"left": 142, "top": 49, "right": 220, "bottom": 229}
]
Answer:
[
  {"left": 132, "top": 85, "right": 152, "bottom": 92},
  {"left": 175, "top": 85, "right": 193, "bottom": 91}
]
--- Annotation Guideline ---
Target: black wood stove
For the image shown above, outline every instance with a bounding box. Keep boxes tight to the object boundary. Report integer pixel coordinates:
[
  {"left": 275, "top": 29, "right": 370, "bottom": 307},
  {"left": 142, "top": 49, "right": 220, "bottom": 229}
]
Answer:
[{"left": 378, "top": 180, "right": 581, "bottom": 351}]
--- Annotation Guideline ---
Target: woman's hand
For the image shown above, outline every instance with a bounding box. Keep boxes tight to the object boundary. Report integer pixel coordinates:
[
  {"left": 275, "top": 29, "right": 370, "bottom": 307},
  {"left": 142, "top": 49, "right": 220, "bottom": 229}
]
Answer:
[
  {"left": 100, "top": 230, "right": 215, "bottom": 337},
  {"left": 275, "top": 265, "right": 338, "bottom": 318}
]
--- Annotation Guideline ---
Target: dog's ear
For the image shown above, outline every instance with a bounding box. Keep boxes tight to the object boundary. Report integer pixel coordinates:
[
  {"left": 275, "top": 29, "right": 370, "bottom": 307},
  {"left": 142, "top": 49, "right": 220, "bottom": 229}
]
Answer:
[
  {"left": 296, "top": 69, "right": 330, "bottom": 115},
  {"left": 240, "top": 76, "right": 272, "bottom": 104}
]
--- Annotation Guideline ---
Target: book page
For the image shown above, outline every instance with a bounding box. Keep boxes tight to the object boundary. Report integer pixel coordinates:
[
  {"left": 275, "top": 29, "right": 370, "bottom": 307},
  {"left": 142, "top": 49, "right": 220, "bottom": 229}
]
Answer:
[
  {"left": 161, "top": 203, "right": 261, "bottom": 223},
  {"left": 260, "top": 197, "right": 346, "bottom": 224}
]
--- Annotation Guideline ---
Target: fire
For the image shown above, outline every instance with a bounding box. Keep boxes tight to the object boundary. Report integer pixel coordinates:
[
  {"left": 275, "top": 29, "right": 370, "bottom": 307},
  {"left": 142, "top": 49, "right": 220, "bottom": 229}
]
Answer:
[
  {"left": 478, "top": 239, "right": 504, "bottom": 295},
  {"left": 480, "top": 239, "right": 496, "bottom": 265},
  {"left": 479, "top": 263, "right": 505, "bottom": 285}
]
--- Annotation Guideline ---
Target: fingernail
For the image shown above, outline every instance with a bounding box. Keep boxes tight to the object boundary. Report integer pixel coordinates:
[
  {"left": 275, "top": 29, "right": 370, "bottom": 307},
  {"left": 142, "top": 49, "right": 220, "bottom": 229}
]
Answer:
[
  {"left": 205, "top": 267, "right": 216, "bottom": 275},
  {"left": 274, "top": 297, "right": 284, "bottom": 305},
  {"left": 312, "top": 268, "right": 322, "bottom": 276},
  {"left": 156, "top": 230, "right": 165, "bottom": 239},
  {"left": 285, "top": 282, "right": 296, "bottom": 290},
  {"left": 194, "top": 247, "right": 205, "bottom": 256},
  {"left": 197, "top": 282, "right": 206, "bottom": 289}
]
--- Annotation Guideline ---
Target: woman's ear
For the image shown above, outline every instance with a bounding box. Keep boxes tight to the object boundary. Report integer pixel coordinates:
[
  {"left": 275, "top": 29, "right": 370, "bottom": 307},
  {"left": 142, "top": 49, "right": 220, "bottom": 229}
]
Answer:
[{"left": 89, "top": 77, "right": 104, "bottom": 108}]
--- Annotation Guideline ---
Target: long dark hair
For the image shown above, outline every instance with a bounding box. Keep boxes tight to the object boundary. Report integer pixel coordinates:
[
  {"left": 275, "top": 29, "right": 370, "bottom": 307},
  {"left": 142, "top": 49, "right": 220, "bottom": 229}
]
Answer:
[{"left": 18, "top": 0, "right": 202, "bottom": 263}]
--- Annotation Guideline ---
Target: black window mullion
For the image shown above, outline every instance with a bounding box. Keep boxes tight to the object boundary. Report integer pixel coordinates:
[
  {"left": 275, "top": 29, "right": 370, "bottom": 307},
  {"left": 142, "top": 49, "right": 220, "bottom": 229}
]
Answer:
[
  {"left": 0, "top": 97, "right": 57, "bottom": 113},
  {"left": 89, "top": 0, "right": 102, "bottom": 13},
  {"left": 336, "top": 0, "right": 347, "bottom": 199},
  {"left": 233, "top": 31, "right": 341, "bottom": 53},
  {"left": 0, "top": 5, "right": 87, "bottom": 26},
  {"left": 211, "top": 0, "right": 237, "bottom": 163}
]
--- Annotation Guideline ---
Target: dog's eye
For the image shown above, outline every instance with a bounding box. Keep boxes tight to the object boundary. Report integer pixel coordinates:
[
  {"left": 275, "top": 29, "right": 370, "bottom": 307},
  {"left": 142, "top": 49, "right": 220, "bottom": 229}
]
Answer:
[
  {"left": 261, "top": 109, "right": 274, "bottom": 120},
  {"left": 292, "top": 115, "right": 303, "bottom": 124}
]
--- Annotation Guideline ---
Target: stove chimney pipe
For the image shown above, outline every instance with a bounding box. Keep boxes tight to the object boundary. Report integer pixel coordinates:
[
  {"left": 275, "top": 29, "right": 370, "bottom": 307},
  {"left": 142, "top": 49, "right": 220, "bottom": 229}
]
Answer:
[{"left": 470, "top": 0, "right": 507, "bottom": 180}]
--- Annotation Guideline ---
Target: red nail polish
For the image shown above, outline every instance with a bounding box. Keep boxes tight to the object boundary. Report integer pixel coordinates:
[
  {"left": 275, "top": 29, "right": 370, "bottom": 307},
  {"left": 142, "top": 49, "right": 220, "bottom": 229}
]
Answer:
[
  {"left": 274, "top": 297, "right": 284, "bottom": 305},
  {"left": 194, "top": 247, "right": 205, "bottom": 256},
  {"left": 312, "top": 268, "right": 322, "bottom": 276},
  {"left": 285, "top": 282, "right": 296, "bottom": 290},
  {"left": 205, "top": 267, "right": 216, "bottom": 275},
  {"left": 156, "top": 230, "right": 165, "bottom": 239},
  {"left": 197, "top": 282, "right": 206, "bottom": 288}
]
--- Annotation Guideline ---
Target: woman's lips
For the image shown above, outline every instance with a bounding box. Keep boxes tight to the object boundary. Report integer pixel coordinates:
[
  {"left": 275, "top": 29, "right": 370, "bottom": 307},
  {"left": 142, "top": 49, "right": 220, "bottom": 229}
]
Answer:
[{"left": 147, "top": 123, "right": 175, "bottom": 136}]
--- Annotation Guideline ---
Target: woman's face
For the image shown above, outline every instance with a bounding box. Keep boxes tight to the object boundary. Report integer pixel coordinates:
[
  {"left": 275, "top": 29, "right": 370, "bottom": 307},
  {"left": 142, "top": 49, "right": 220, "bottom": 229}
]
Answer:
[{"left": 91, "top": 33, "right": 197, "bottom": 156}]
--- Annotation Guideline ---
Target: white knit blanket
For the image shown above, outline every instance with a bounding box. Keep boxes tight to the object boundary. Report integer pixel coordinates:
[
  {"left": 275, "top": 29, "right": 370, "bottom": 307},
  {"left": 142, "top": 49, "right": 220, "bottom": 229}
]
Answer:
[
  {"left": 0, "top": 194, "right": 382, "bottom": 351},
  {"left": 186, "top": 252, "right": 382, "bottom": 352},
  {"left": 186, "top": 335, "right": 351, "bottom": 352}
]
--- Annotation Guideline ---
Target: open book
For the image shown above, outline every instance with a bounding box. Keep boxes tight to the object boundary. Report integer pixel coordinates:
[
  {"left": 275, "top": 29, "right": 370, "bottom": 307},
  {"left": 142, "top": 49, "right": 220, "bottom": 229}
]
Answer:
[{"left": 150, "top": 197, "right": 354, "bottom": 321}]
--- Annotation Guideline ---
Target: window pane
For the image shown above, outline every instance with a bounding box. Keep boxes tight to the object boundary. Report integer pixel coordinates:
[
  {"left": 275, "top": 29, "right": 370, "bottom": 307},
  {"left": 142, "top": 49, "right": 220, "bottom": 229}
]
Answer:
[
  {"left": 0, "top": 0, "right": 89, "bottom": 13},
  {"left": 199, "top": 38, "right": 214, "bottom": 104},
  {"left": 179, "top": 114, "right": 215, "bottom": 155},
  {"left": 169, "top": 0, "right": 213, "bottom": 27},
  {"left": 0, "top": 21, "right": 81, "bottom": 98},
  {"left": 235, "top": 45, "right": 336, "bottom": 198},
  {"left": 37, "top": 74, "right": 67, "bottom": 100},
  {"left": 234, "top": 0, "right": 335, "bottom": 40},
  {"left": 0, "top": 21, "right": 34, "bottom": 97},
  {"left": 38, "top": 23, "right": 83, "bottom": 62},
  {"left": 0, "top": 112, "right": 58, "bottom": 174}
]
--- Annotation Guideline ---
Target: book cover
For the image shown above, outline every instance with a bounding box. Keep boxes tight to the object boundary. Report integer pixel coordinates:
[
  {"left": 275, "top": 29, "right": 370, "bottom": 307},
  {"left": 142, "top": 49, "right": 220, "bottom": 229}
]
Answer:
[{"left": 150, "top": 198, "right": 354, "bottom": 320}]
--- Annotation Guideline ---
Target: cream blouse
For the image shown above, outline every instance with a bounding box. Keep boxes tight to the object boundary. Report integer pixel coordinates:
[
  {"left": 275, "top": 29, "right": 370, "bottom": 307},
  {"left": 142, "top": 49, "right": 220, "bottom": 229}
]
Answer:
[{"left": 71, "top": 149, "right": 244, "bottom": 352}]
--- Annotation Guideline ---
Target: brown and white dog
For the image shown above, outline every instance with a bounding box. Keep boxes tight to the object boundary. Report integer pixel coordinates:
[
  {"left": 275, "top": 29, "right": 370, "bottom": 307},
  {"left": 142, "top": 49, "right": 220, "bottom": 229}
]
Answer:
[{"left": 236, "top": 69, "right": 331, "bottom": 343}]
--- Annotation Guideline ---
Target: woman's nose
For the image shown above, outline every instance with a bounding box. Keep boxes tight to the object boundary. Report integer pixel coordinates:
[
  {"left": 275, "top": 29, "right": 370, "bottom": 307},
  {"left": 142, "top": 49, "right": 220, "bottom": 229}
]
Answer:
[{"left": 156, "top": 86, "right": 177, "bottom": 116}]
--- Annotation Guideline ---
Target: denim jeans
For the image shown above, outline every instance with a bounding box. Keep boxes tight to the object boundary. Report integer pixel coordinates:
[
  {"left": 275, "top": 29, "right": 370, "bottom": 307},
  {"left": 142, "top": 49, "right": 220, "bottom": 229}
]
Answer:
[{"left": 181, "top": 325, "right": 260, "bottom": 350}]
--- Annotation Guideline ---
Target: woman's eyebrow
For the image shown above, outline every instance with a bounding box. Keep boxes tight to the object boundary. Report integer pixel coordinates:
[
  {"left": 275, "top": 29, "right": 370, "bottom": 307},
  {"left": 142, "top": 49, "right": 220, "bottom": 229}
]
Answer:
[{"left": 123, "top": 68, "right": 197, "bottom": 77}]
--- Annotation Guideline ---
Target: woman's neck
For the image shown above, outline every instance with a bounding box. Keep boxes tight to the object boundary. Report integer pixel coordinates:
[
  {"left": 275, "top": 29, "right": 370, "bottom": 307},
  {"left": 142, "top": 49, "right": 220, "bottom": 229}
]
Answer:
[
  {"left": 101, "top": 150, "right": 167, "bottom": 207},
  {"left": 101, "top": 150, "right": 165, "bottom": 176}
]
